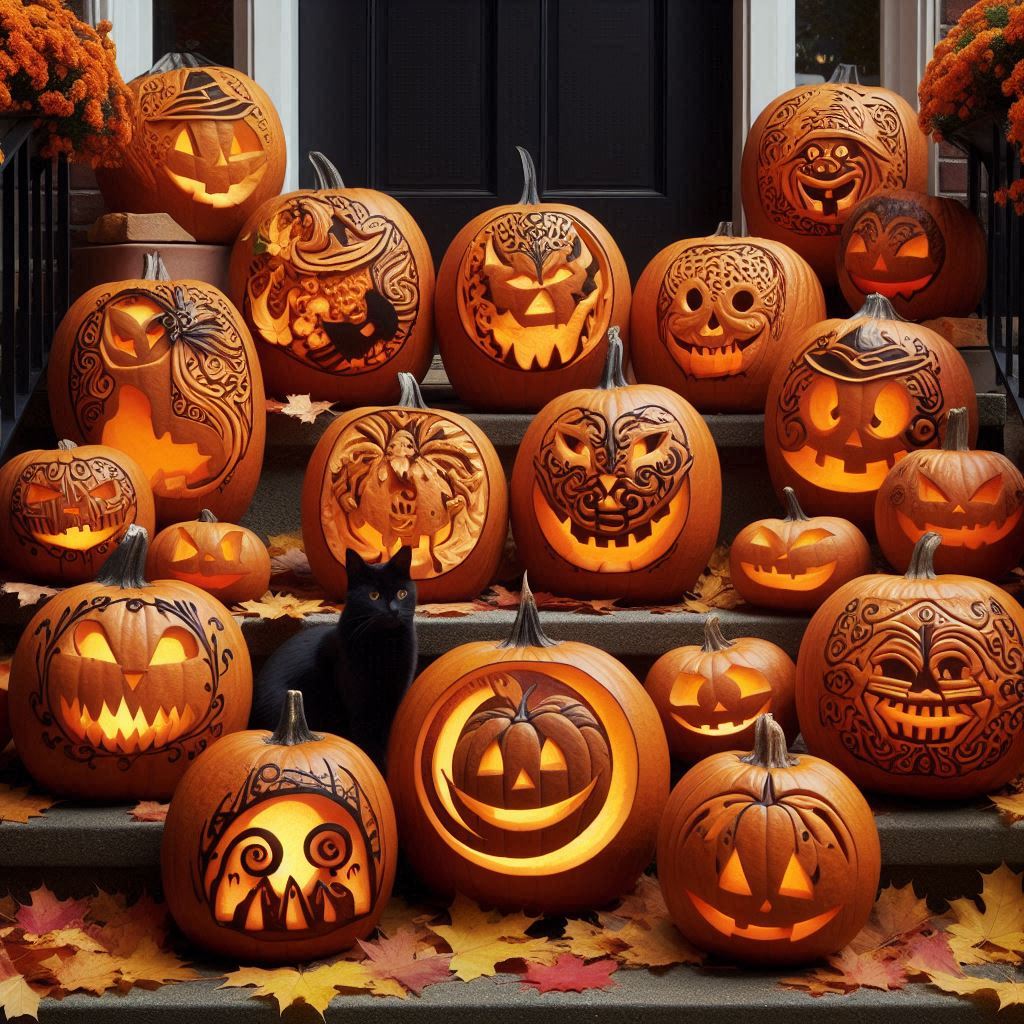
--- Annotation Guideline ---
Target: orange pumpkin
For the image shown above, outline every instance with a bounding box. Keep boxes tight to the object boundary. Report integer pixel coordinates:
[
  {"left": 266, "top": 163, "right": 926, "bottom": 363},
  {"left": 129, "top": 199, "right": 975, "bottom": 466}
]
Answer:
[
  {"left": 435, "top": 147, "right": 630, "bottom": 411},
  {"left": 511, "top": 329, "right": 721, "bottom": 602},
  {"left": 302, "top": 373, "right": 507, "bottom": 602},
  {"left": 229, "top": 152, "right": 434, "bottom": 404},
  {"left": 631, "top": 221, "right": 824, "bottom": 411},
  {"left": 0, "top": 439, "right": 154, "bottom": 584},
  {"left": 96, "top": 53, "right": 286, "bottom": 244},
  {"left": 0, "top": 660, "right": 10, "bottom": 751}
]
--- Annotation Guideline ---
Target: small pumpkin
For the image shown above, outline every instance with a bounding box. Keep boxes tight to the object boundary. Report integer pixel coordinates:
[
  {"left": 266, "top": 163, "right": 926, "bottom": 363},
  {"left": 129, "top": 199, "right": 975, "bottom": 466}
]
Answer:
[
  {"left": 657, "top": 714, "right": 880, "bottom": 965},
  {"left": 644, "top": 616, "right": 796, "bottom": 763},
  {"left": 435, "top": 147, "right": 630, "bottom": 411},
  {"left": 229, "top": 152, "right": 434, "bottom": 404},
  {"left": 511, "top": 329, "right": 721, "bottom": 602},
  {"left": 147, "top": 509, "right": 271, "bottom": 604},
  {"left": 162, "top": 690, "right": 396, "bottom": 964},
  {"left": 302, "top": 373, "right": 507, "bottom": 602},
  {"left": 729, "top": 487, "right": 871, "bottom": 611},
  {"left": 796, "top": 533, "right": 1024, "bottom": 799},
  {"left": 8, "top": 525, "right": 252, "bottom": 800},
  {"left": 0, "top": 439, "right": 154, "bottom": 584},
  {"left": 631, "top": 221, "right": 825, "bottom": 411},
  {"left": 387, "top": 577, "right": 669, "bottom": 913}
]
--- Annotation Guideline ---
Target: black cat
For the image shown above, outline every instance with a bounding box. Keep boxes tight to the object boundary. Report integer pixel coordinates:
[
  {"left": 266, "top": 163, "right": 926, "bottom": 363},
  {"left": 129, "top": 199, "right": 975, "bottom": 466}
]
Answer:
[{"left": 250, "top": 546, "right": 418, "bottom": 769}]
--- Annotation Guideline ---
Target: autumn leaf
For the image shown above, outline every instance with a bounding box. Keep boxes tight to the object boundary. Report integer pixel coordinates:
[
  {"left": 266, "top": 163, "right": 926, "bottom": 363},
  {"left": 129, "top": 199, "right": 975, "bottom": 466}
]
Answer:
[
  {"left": 266, "top": 531, "right": 305, "bottom": 554},
  {"left": 946, "top": 864, "right": 1024, "bottom": 964},
  {"left": 416, "top": 601, "right": 482, "bottom": 618},
  {"left": 520, "top": 954, "right": 618, "bottom": 994},
  {"left": 607, "top": 917, "right": 703, "bottom": 968},
  {"left": 925, "top": 969, "right": 1024, "bottom": 1009},
  {"left": 783, "top": 948, "right": 907, "bottom": 996},
  {"left": 280, "top": 394, "right": 335, "bottom": 424},
  {"left": 848, "top": 881, "right": 933, "bottom": 952},
  {"left": 358, "top": 928, "right": 453, "bottom": 997},
  {"left": 17, "top": 886, "right": 87, "bottom": 935},
  {"left": 375, "top": 896, "right": 435, "bottom": 940},
  {"left": 990, "top": 791, "right": 1024, "bottom": 825},
  {"left": 115, "top": 938, "right": 201, "bottom": 988},
  {"left": 237, "top": 592, "right": 328, "bottom": 619},
  {"left": 128, "top": 801, "right": 168, "bottom": 822},
  {"left": 0, "top": 784, "right": 60, "bottom": 824},
  {"left": 902, "top": 930, "right": 963, "bottom": 979},
  {"left": 41, "top": 949, "right": 118, "bottom": 994},
  {"left": 0, "top": 973, "right": 40, "bottom": 1021},
  {"left": 561, "top": 919, "right": 627, "bottom": 962},
  {"left": 39, "top": 927, "right": 107, "bottom": 953},
  {"left": 0, "top": 580, "right": 59, "bottom": 607},
  {"left": 270, "top": 547, "right": 312, "bottom": 577},
  {"left": 222, "top": 963, "right": 362, "bottom": 1019}
]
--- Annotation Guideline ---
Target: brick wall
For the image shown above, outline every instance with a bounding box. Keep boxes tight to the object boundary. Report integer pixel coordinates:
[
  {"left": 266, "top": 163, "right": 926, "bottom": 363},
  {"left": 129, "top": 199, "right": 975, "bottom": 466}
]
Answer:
[{"left": 937, "top": 0, "right": 973, "bottom": 202}]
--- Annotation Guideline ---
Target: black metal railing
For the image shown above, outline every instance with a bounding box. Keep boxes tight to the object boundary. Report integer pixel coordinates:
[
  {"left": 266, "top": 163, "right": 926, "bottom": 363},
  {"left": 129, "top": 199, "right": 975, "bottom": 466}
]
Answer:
[{"left": 0, "top": 119, "right": 70, "bottom": 459}]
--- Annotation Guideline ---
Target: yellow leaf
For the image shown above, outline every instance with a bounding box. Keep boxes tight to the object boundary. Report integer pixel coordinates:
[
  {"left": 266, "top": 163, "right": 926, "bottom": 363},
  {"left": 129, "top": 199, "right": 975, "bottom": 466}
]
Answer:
[
  {"left": 848, "top": 882, "right": 933, "bottom": 953},
  {"left": 561, "top": 919, "right": 627, "bottom": 961},
  {"left": 607, "top": 918, "right": 703, "bottom": 968},
  {"left": 41, "top": 950, "right": 118, "bottom": 995},
  {"left": 946, "top": 865, "right": 1024, "bottom": 965},
  {"left": 0, "top": 785, "right": 59, "bottom": 824},
  {"left": 38, "top": 927, "right": 107, "bottom": 953},
  {"left": 926, "top": 969, "right": 1024, "bottom": 1009},
  {"left": 280, "top": 394, "right": 336, "bottom": 424},
  {"left": 222, "top": 962, "right": 360, "bottom": 1019},
  {"left": 236, "top": 592, "right": 327, "bottom": 620},
  {"left": 116, "top": 938, "right": 200, "bottom": 987},
  {"left": 0, "top": 581, "right": 59, "bottom": 607},
  {"left": 990, "top": 791, "right": 1024, "bottom": 825},
  {"left": 0, "top": 974, "right": 40, "bottom": 1020},
  {"left": 266, "top": 532, "right": 305, "bottom": 554}
]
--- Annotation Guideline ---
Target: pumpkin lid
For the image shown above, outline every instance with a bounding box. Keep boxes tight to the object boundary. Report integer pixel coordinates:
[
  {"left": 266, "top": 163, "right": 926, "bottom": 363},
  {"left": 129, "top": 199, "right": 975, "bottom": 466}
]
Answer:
[
  {"left": 142, "top": 251, "right": 170, "bottom": 281},
  {"left": 268, "top": 689, "right": 323, "bottom": 746},
  {"left": 599, "top": 327, "right": 627, "bottom": 390},
  {"left": 781, "top": 486, "right": 809, "bottom": 523},
  {"left": 739, "top": 713, "right": 797, "bottom": 769},
  {"left": 396, "top": 372, "right": 428, "bottom": 410},
  {"left": 95, "top": 524, "right": 150, "bottom": 589},
  {"left": 308, "top": 151, "right": 345, "bottom": 190},
  {"left": 943, "top": 407, "right": 970, "bottom": 452},
  {"left": 515, "top": 146, "right": 540, "bottom": 205},
  {"left": 701, "top": 615, "right": 734, "bottom": 653},
  {"left": 501, "top": 573, "right": 558, "bottom": 649},
  {"left": 906, "top": 531, "right": 941, "bottom": 581}
]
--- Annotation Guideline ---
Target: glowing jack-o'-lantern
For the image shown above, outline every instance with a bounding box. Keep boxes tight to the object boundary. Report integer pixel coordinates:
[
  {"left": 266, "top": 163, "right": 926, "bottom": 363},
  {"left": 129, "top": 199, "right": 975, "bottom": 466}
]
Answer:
[
  {"left": 96, "top": 53, "right": 285, "bottom": 244},
  {"left": 48, "top": 253, "right": 265, "bottom": 526},
  {"left": 435, "top": 147, "right": 630, "bottom": 411},
  {"left": 302, "top": 373, "right": 507, "bottom": 602},
  {"left": 741, "top": 64, "right": 927, "bottom": 283},
  {"left": 644, "top": 616, "right": 796, "bottom": 763},
  {"left": 631, "top": 222, "right": 825, "bottom": 411},
  {"left": 162, "top": 690, "right": 396, "bottom": 963},
  {"left": 511, "top": 329, "right": 720, "bottom": 602},
  {"left": 8, "top": 525, "right": 251, "bottom": 800},
  {"left": 657, "top": 714, "right": 880, "bottom": 965},
  {"left": 765, "top": 293, "right": 977, "bottom": 525},
  {"left": 387, "top": 577, "right": 669, "bottom": 912},
  {"left": 229, "top": 152, "right": 434, "bottom": 404},
  {"left": 0, "top": 439, "right": 154, "bottom": 584},
  {"left": 797, "top": 532, "right": 1024, "bottom": 799}
]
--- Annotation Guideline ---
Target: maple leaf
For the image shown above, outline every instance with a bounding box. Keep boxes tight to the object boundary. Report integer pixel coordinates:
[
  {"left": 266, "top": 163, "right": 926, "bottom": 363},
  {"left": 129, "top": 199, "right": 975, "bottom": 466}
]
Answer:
[
  {"left": 607, "top": 918, "right": 703, "bottom": 968},
  {"left": 782, "top": 948, "right": 907, "bottom": 997},
  {"left": 39, "top": 927, "right": 107, "bottom": 953},
  {"left": 116, "top": 938, "right": 200, "bottom": 988},
  {"left": 128, "top": 801, "right": 168, "bottom": 822},
  {"left": 358, "top": 928, "right": 453, "bottom": 996},
  {"left": 521, "top": 954, "right": 618, "bottom": 994},
  {"left": 375, "top": 896, "right": 435, "bottom": 940},
  {"left": 222, "top": 962, "right": 364, "bottom": 1019},
  {"left": 925, "top": 969, "right": 1024, "bottom": 1009},
  {"left": 17, "top": 886, "right": 87, "bottom": 935},
  {"left": 947, "top": 864, "right": 1024, "bottom": 964},
  {"left": 416, "top": 602, "right": 480, "bottom": 618},
  {"left": 87, "top": 891, "right": 169, "bottom": 956},
  {"left": 266, "top": 531, "right": 305, "bottom": 554},
  {"left": 902, "top": 930, "right": 963, "bottom": 978},
  {"left": 561, "top": 919, "right": 627, "bottom": 961},
  {"left": 270, "top": 547, "right": 311, "bottom": 577},
  {"left": 280, "top": 393, "right": 335, "bottom": 424},
  {"left": 0, "top": 580, "right": 58, "bottom": 607},
  {"left": 237, "top": 591, "right": 327, "bottom": 619},
  {"left": 0, "top": 973, "right": 40, "bottom": 1021},
  {"left": 990, "top": 791, "right": 1024, "bottom": 824},
  {"left": 0, "top": 784, "right": 59, "bottom": 824},
  {"left": 41, "top": 949, "right": 117, "bottom": 995},
  {"left": 848, "top": 881, "right": 933, "bottom": 952}
]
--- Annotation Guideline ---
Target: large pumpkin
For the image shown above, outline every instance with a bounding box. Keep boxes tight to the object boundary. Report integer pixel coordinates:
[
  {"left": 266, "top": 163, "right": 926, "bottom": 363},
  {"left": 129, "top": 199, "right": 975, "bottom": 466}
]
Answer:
[
  {"left": 657, "top": 714, "right": 880, "bottom": 965},
  {"left": 631, "top": 221, "right": 824, "bottom": 411},
  {"left": 48, "top": 252, "right": 265, "bottom": 526},
  {"left": 741, "top": 64, "right": 927, "bottom": 283},
  {"left": 796, "top": 533, "right": 1024, "bottom": 799},
  {"left": 229, "top": 152, "right": 434, "bottom": 404},
  {"left": 162, "top": 690, "right": 396, "bottom": 964},
  {"left": 96, "top": 53, "right": 285, "bottom": 245},
  {"left": 511, "top": 329, "right": 721, "bottom": 602},
  {"left": 764, "top": 293, "right": 977, "bottom": 525},
  {"left": 435, "top": 147, "right": 630, "bottom": 411},
  {"left": 837, "top": 189, "right": 986, "bottom": 320},
  {"left": 0, "top": 440, "right": 154, "bottom": 584},
  {"left": 8, "top": 526, "right": 252, "bottom": 800},
  {"left": 302, "top": 373, "right": 507, "bottom": 602},
  {"left": 387, "top": 578, "right": 669, "bottom": 913}
]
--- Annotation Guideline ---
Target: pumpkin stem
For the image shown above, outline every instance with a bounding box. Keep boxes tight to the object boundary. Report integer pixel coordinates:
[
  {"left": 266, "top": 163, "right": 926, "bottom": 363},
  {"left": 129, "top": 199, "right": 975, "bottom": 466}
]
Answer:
[
  {"left": 599, "top": 327, "right": 627, "bottom": 389},
  {"left": 852, "top": 292, "right": 901, "bottom": 324},
  {"left": 712, "top": 220, "right": 734, "bottom": 237},
  {"left": 146, "top": 52, "right": 212, "bottom": 74},
  {"left": 197, "top": 509, "right": 218, "bottom": 523},
  {"left": 782, "top": 487, "right": 809, "bottom": 522},
  {"left": 95, "top": 524, "right": 150, "bottom": 589},
  {"left": 516, "top": 146, "right": 540, "bottom": 204},
  {"left": 943, "top": 407, "right": 970, "bottom": 452},
  {"left": 740, "top": 713, "right": 796, "bottom": 769},
  {"left": 57, "top": 439, "right": 77, "bottom": 452},
  {"left": 702, "top": 615, "right": 734, "bottom": 653},
  {"left": 828, "top": 63, "right": 861, "bottom": 84},
  {"left": 268, "top": 690, "right": 322, "bottom": 746},
  {"left": 512, "top": 684, "right": 538, "bottom": 724},
  {"left": 309, "top": 151, "right": 345, "bottom": 190},
  {"left": 142, "top": 252, "right": 171, "bottom": 282},
  {"left": 396, "top": 372, "right": 428, "bottom": 410},
  {"left": 501, "top": 573, "right": 558, "bottom": 649},
  {"left": 906, "top": 532, "right": 941, "bottom": 580}
]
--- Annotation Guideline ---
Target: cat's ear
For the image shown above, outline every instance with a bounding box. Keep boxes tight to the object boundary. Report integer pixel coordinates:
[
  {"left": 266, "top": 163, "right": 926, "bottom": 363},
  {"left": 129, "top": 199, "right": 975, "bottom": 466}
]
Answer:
[
  {"left": 346, "top": 547, "right": 368, "bottom": 578},
  {"left": 390, "top": 545, "right": 413, "bottom": 576}
]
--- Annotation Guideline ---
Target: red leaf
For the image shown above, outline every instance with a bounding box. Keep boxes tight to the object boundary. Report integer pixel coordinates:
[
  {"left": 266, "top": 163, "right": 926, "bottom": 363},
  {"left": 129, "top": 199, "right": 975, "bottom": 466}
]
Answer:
[
  {"left": 520, "top": 954, "right": 618, "bottom": 994},
  {"left": 16, "top": 885, "right": 88, "bottom": 935},
  {"left": 357, "top": 928, "right": 453, "bottom": 996},
  {"left": 128, "top": 801, "right": 168, "bottom": 823},
  {"left": 903, "top": 930, "right": 964, "bottom": 979}
]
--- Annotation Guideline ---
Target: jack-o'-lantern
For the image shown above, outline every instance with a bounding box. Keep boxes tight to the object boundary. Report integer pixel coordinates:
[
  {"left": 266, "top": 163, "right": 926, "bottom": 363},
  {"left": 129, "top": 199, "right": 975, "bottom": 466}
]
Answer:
[
  {"left": 0, "top": 659, "right": 10, "bottom": 751},
  {"left": 765, "top": 293, "right": 977, "bottom": 525},
  {"left": 302, "top": 373, "right": 507, "bottom": 602},
  {"left": 631, "top": 222, "right": 824, "bottom": 411},
  {"left": 729, "top": 487, "right": 871, "bottom": 612},
  {"left": 0, "top": 440, "right": 154, "bottom": 584},
  {"left": 147, "top": 509, "right": 271, "bottom": 604},
  {"left": 8, "top": 525, "right": 251, "bottom": 801},
  {"left": 741, "top": 64, "right": 927, "bottom": 283},
  {"left": 875, "top": 407, "right": 1024, "bottom": 579},
  {"left": 162, "top": 690, "right": 396, "bottom": 963},
  {"left": 837, "top": 189, "right": 986, "bottom": 320},
  {"left": 644, "top": 616, "right": 796, "bottom": 763},
  {"left": 229, "top": 152, "right": 434, "bottom": 404},
  {"left": 96, "top": 53, "right": 285, "bottom": 244},
  {"left": 511, "top": 329, "right": 720, "bottom": 602},
  {"left": 797, "top": 532, "right": 1024, "bottom": 799},
  {"left": 435, "top": 147, "right": 630, "bottom": 411},
  {"left": 387, "top": 577, "right": 669, "bottom": 912},
  {"left": 657, "top": 714, "right": 880, "bottom": 965},
  {"left": 48, "top": 253, "right": 265, "bottom": 526}
]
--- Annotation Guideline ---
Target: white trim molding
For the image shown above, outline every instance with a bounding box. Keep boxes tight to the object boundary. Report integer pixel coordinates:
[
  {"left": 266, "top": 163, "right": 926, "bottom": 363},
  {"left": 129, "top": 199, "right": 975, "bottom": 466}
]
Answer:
[{"left": 84, "top": 0, "right": 153, "bottom": 81}]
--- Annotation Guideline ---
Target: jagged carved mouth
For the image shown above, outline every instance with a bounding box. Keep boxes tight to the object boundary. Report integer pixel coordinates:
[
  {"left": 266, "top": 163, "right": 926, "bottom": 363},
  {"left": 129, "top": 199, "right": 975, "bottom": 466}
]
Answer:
[
  {"left": 223, "top": 875, "right": 355, "bottom": 936},
  {"left": 59, "top": 696, "right": 197, "bottom": 753},
  {"left": 490, "top": 311, "right": 596, "bottom": 372},
  {"left": 895, "top": 509, "right": 1023, "bottom": 550},
  {"left": 850, "top": 272, "right": 935, "bottom": 301},
  {"left": 31, "top": 524, "right": 122, "bottom": 550},
  {"left": 795, "top": 173, "right": 859, "bottom": 217},
  {"left": 165, "top": 164, "right": 267, "bottom": 208},
  {"left": 669, "top": 329, "right": 762, "bottom": 378},
  {"left": 781, "top": 446, "right": 906, "bottom": 492},
  {"left": 739, "top": 561, "right": 836, "bottom": 592},
  {"left": 671, "top": 702, "right": 771, "bottom": 736},
  {"left": 687, "top": 891, "right": 841, "bottom": 942},
  {"left": 169, "top": 571, "right": 245, "bottom": 591},
  {"left": 865, "top": 682, "right": 987, "bottom": 742}
]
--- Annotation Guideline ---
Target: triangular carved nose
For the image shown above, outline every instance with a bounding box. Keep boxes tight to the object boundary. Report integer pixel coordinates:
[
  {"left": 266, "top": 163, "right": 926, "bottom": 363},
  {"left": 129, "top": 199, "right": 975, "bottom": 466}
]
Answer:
[
  {"left": 846, "top": 429, "right": 863, "bottom": 448},
  {"left": 872, "top": 254, "right": 888, "bottom": 272},
  {"left": 599, "top": 474, "right": 618, "bottom": 494},
  {"left": 123, "top": 671, "right": 144, "bottom": 691}
]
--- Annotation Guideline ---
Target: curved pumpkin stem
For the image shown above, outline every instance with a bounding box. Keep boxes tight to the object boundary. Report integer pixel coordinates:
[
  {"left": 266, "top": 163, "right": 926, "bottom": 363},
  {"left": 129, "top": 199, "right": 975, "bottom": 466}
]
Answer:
[
  {"left": 852, "top": 292, "right": 901, "bottom": 324},
  {"left": 943, "top": 407, "right": 970, "bottom": 452},
  {"left": 197, "top": 509, "right": 218, "bottom": 523},
  {"left": 702, "top": 615, "right": 734, "bottom": 653},
  {"left": 95, "top": 524, "right": 150, "bottom": 589},
  {"left": 57, "top": 439, "right": 77, "bottom": 452},
  {"left": 740, "top": 714, "right": 796, "bottom": 769},
  {"left": 829, "top": 63, "right": 861, "bottom": 84},
  {"left": 599, "top": 327, "right": 627, "bottom": 389},
  {"left": 906, "top": 532, "right": 941, "bottom": 580},
  {"left": 712, "top": 220, "right": 735, "bottom": 237},
  {"left": 501, "top": 573, "right": 558, "bottom": 649},
  {"left": 309, "top": 151, "right": 345, "bottom": 190},
  {"left": 268, "top": 690, "right": 322, "bottom": 746},
  {"left": 782, "top": 486, "right": 809, "bottom": 522},
  {"left": 142, "top": 252, "right": 170, "bottom": 282},
  {"left": 396, "top": 372, "right": 428, "bottom": 410},
  {"left": 515, "top": 146, "right": 540, "bottom": 205},
  {"left": 511, "top": 684, "right": 538, "bottom": 724},
  {"left": 146, "top": 52, "right": 211, "bottom": 74}
]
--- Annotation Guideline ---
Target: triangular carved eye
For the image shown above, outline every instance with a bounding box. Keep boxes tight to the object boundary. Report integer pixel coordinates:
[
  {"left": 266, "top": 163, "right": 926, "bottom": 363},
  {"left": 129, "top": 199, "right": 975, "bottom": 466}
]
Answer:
[
  {"left": 74, "top": 621, "right": 117, "bottom": 663},
  {"left": 149, "top": 626, "right": 198, "bottom": 666},
  {"left": 790, "top": 527, "right": 833, "bottom": 549},
  {"left": 219, "top": 530, "right": 243, "bottom": 561},
  {"left": 749, "top": 526, "right": 778, "bottom": 547},
  {"left": 172, "top": 529, "right": 199, "bottom": 561},
  {"left": 477, "top": 741, "right": 503, "bottom": 776},
  {"left": 89, "top": 481, "right": 118, "bottom": 501},
  {"left": 719, "top": 849, "right": 752, "bottom": 896},
  {"left": 540, "top": 738, "right": 567, "bottom": 771},
  {"left": 917, "top": 474, "right": 949, "bottom": 502},
  {"left": 779, "top": 853, "right": 815, "bottom": 899},
  {"left": 971, "top": 476, "right": 1003, "bottom": 504}
]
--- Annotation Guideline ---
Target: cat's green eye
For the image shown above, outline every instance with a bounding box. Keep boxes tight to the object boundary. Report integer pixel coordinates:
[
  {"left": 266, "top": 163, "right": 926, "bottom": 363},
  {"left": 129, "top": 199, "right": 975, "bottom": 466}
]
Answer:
[
  {"left": 369, "top": 590, "right": 380, "bottom": 601},
  {"left": 397, "top": 589, "right": 408, "bottom": 599}
]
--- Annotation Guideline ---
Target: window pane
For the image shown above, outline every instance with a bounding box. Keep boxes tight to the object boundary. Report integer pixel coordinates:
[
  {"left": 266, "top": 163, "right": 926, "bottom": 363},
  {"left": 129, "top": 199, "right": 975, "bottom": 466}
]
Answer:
[
  {"left": 795, "top": 0, "right": 880, "bottom": 86},
  {"left": 152, "top": 0, "right": 235, "bottom": 69}
]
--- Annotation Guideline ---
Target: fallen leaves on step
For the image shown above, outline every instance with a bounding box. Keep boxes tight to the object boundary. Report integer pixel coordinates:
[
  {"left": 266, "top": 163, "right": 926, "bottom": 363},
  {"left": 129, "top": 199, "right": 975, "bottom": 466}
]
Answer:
[
  {"left": 222, "top": 963, "right": 350, "bottom": 1019},
  {"left": 923, "top": 968, "right": 1024, "bottom": 1009},
  {"left": 16, "top": 887, "right": 87, "bottom": 935},
  {"left": 236, "top": 591, "right": 329, "bottom": 619},
  {"left": 849, "top": 881, "right": 933, "bottom": 952},
  {"left": 269, "top": 546, "right": 312, "bottom": 578},
  {"left": 0, "top": 580, "right": 59, "bottom": 607},
  {"left": 128, "top": 801, "right": 168, "bottom": 822},
  {"left": 0, "top": 783, "right": 60, "bottom": 824},
  {"left": 989, "top": 772, "right": 1024, "bottom": 824},
  {"left": 266, "top": 531, "right": 305, "bottom": 554},
  {"left": 945, "top": 864, "right": 1024, "bottom": 965},
  {"left": 358, "top": 928, "right": 453, "bottom": 996},
  {"left": 278, "top": 393, "right": 336, "bottom": 424},
  {"left": 783, "top": 947, "right": 908, "bottom": 997},
  {"left": 520, "top": 954, "right": 618, "bottom": 994}
]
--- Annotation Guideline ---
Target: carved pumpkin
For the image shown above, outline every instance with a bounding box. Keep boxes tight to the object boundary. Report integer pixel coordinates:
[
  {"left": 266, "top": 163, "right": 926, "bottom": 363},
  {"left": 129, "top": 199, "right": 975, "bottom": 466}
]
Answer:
[
  {"left": 631, "top": 221, "right": 825, "bottom": 411},
  {"left": 8, "top": 526, "right": 252, "bottom": 800},
  {"left": 729, "top": 487, "right": 871, "bottom": 612},
  {"left": 0, "top": 660, "right": 10, "bottom": 752},
  {"left": 229, "top": 152, "right": 434, "bottom": 404},
  {"left": 644, "top": 616, "right": 796, "bottom": 763},
  {"left": 741, "top": 64, "right": 927, "bottom": 283},
  {"left": 96, "top": 53, "right": 285, "bottom": 245},
  {"left": 48, "top": 253, "right": 265, "bottom": 526},
  {"left": 797, "top": 533, "right": 1024, "bottom": 799},
  {"left": 875, "top": 407, "right": 1024, "bottom": 580},
  {"left": 765, "top": 293, "right": 977, "bottom": 526},
  {"left": 302, "top": 373, "right": 507, "bottom": 602},
  {"left": 162, "top": 690, "right": 396, "bottom": 963},
  {"left": 435, "top": 147, "right": 630, "bottom": 411},
  {"left": 837, "top": 189, "right": 986, "bottom": 320},
  {"left": 0, "top": 440, "right": 154, "bottom": 584},
  {"left": 147, "top": 509, "right": 271, "bottom": 604},
  {"left": 511, "top": 329, "right": 721, "bottom": 602},
  {"left": 657, "top": 714, "right": 880, "bottom": 965},
  {"left": 387, "top": 578, "right": 669, "bottom": 912}
]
